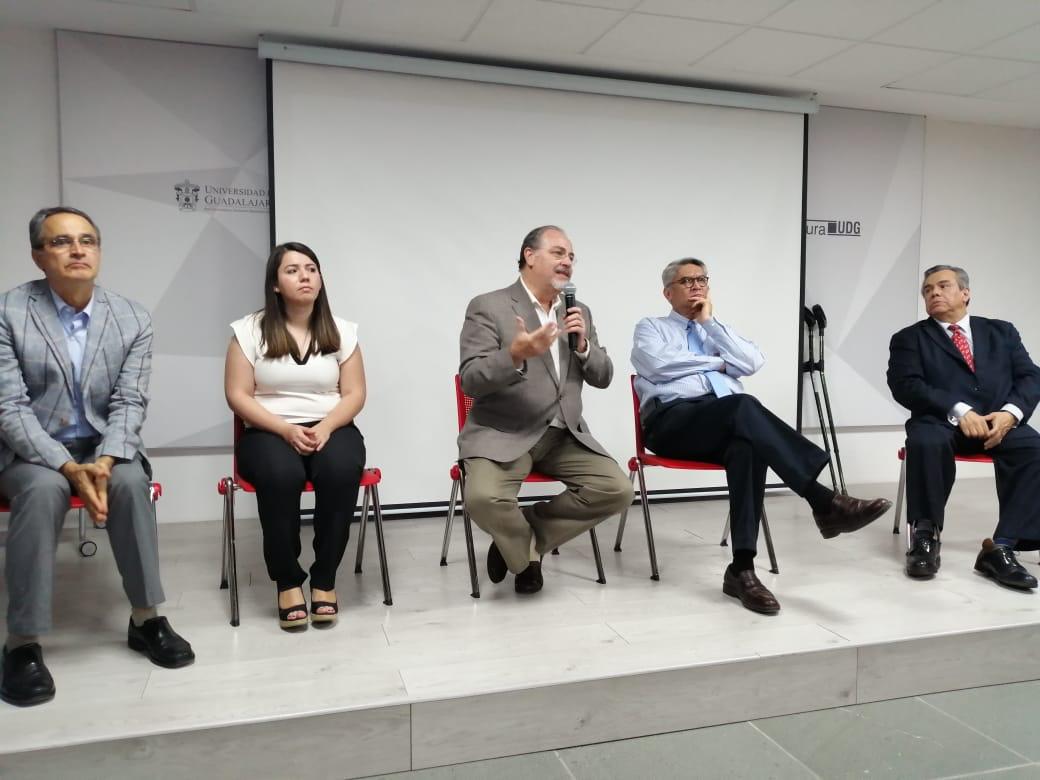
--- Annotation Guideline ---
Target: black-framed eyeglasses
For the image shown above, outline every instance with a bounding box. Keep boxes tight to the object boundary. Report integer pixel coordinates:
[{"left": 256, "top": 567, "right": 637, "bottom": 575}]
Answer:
[
  {"left": 45, "top": 234, "right": 100, "bottom": 250},
  {"left": 672, "top": 275, "right": 709, "bottom": 289}
]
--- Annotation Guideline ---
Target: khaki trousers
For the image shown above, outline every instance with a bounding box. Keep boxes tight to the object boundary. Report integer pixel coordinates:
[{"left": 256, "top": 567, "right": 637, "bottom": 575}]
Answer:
[{"left": 463, "top": 428, "right": 633, "bottom": 573}]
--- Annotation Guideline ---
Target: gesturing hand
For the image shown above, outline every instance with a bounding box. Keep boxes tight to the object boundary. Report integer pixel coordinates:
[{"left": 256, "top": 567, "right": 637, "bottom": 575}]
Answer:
[{"left": 509, "top": 316, "right": 557, "bottom": 366}]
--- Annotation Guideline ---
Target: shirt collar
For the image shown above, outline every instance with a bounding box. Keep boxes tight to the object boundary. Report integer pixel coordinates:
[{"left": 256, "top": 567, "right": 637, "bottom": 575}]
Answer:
[
  {"left": 668, "top": 309, "right": 694, "bottom": 328},
  {"left": 49, "top": 287, "right": 94, "bottom": 322},
  {"left": 518, "top": 276, "right": 560, "bottom": 314},
  {"left": 933, "top": 312, "right": 970, "bottom": 332}
]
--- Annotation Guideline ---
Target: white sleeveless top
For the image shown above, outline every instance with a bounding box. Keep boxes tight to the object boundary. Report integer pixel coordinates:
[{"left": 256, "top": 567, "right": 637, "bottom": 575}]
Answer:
[{"left": 230, "top": 312, "right": 359, "bottom": 423}]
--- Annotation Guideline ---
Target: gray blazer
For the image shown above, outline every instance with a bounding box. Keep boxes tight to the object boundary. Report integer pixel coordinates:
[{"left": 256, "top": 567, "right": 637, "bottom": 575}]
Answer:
[
  {"left": 0, "top": 279, "right": 152, "bottom": 473},
  {"left": 458, "top": 279, "right": 613, "bottom": 462}
]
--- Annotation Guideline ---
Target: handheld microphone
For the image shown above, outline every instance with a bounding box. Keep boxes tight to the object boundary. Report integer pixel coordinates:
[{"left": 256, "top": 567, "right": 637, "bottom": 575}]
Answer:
[{"left": 563, "top": 283, "right": 578, "bottom": 351}]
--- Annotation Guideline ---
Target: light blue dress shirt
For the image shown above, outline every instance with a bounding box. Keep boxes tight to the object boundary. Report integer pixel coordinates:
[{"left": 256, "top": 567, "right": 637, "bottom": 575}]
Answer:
[
  {"left": 631, "top": 310, "right": 765, "bottom": 414},
  {"left": 50, "top": 288, "right": 100, "bottom": 441}
]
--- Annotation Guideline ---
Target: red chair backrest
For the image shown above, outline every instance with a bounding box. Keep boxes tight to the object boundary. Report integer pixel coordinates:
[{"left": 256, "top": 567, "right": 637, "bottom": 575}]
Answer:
[
  {"left": 454, "top": 374, "right": 475, "bottom": 433},
  {"left": 629, "top": 375, "right": 648, "bottom": 458}
]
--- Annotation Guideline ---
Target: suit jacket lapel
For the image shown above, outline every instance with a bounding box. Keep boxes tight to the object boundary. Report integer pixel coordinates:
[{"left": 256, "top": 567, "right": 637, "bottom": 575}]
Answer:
[
  {"left": 509, "top": 280, "right": 559, "bottom": 387},
  {"left": 968, "top": 316, "right": 990, "bottom": 378},
  {"left": 81, "top": 288, "right": 109, "bottom": 387},
  {"left": 26, "top": 282, "right": 75, "bottom": 394},
  {"left": 924, "top": 318, "right": 973, "bottom": 373}
]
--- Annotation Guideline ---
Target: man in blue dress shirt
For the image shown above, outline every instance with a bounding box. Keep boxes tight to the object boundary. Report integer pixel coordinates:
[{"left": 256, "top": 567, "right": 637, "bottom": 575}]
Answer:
[{"left": 631, "top": 258, "right": 892, "bottom": 614}]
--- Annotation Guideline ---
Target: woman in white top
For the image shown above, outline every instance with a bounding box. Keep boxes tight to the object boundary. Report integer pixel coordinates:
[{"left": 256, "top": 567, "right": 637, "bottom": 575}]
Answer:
[{"left": 224, "top": 242, "right": 366, "bottom": 630}]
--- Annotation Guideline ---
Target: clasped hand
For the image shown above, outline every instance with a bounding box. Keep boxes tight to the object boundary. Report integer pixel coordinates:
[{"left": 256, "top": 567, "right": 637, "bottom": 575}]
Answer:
[
  {"left": 60, "top": 455, "right": 114, "bottom": 525},
  {"left": 958, "top": 410, "right": 1015, "bottom": 449},
  {"left": 281, "top": 422, "right": 331, "bottom": 454}
]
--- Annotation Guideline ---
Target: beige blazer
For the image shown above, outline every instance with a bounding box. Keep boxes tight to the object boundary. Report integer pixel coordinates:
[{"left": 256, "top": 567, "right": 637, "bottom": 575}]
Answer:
[{"left": 458, "top": 279, "right": 613, "bottom": 462}]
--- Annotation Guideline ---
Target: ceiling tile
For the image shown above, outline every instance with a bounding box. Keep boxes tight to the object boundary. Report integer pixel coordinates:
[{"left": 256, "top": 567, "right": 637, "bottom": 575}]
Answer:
[
  {"left": 636, "top": 0, "right": 788, "bottom": 25},
  {"left": 887, "top": 55, "right": 1040, "bottom": 95},
  {"left": 796, "top": 43, "right": 954, "bottom": 87},
  {"left": 98, "top": 0, "right": 194, "bottom": 9},
  {"left": 194, "top": 0, "right": 338, "bottom": 25},
  {"left": 696, "top": 28, "right": 853, "bottom": 76},
  {"left": 975, "top": 23, "right": 1040, "bottom": 61},
  {"left": 337, "top": 0, "right": 489, "bottom": 41},
  {"left": 975, "top": 71, "right": 1040, "bottom": 101},
  {"left": 468, "top": 0, "right": 623, "bottom": 53},
  {"left": 584, "top": 12, "right": 742, "bottom": 63},
  {"left": 540, "top": 0, "right": 641, "bottom": 9},
  {"left": 762, "top": 0, "right": 934, "bottom": 40},
  {"left": 873, "top": 0, "right": 1040, "bottom": 52}
]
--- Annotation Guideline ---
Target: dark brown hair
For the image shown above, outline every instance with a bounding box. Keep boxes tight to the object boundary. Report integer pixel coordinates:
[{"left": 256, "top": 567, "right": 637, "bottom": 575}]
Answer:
[
  {"left": 259, "top": 242, "right": 341, "bottom": 360},
  {"left": 518, "top": 224, "right": 564, "bottom": 270}
]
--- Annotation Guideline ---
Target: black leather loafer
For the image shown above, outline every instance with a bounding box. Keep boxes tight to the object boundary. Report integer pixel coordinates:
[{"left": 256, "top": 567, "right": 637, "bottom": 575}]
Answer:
[
  {"left": 128, "top": 617, "right": 195, "bottom": 668},
  {"left": 906, "top": 537, "right": 941, "bottom": 578},
  {"left": 1, "top": 643, "right": 55, "bottom": 707},
  {"left": 975, "top": 539, "right": 1038, "bottom": 590},
  {"left": 487, "top": 541, "right": 508, "bottom": 584},
  {"left": 514, "top": 561, "right": 543, "bottom": 594}
]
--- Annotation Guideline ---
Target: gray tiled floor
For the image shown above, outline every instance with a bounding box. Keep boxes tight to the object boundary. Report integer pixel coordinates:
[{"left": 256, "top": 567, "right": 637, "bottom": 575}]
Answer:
[{"left": 370, "top": 680, "right": 1040, "bottom": 780}]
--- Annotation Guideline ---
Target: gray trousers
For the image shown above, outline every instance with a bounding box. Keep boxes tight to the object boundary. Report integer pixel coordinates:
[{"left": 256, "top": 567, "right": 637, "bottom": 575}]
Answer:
[
  {"left": 0, "top": 440, "right": 165, "bottom": 635},
  {"left": 463, "top": 428, "right": 633, "bottom": 574}
]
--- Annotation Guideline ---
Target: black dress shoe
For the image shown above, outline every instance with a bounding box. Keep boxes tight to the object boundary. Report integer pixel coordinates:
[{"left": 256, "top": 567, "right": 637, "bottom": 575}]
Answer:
[
  {"left": 974, "top": 539, "right": 1038, "bottom": 590},
  {"left": 487, "top": 541, "right": 508, "bottom": 584},
  {"left": 906, "top": 537, "right": 941, "bottom": 578},
  {"left": 1, "top": 643, "right": 55, "bottom": 707},
  {"left": 127, "top": 617, "right": 195, "bottom": 669},
  {"left": 814, "top": 494, "right": 893, "bottom": 539},
  {"left": 514, "top": 561, "right": 543, "bottom": 594},
  {"left": 722, "top": 568, "right": 780, "bottom": 614}
]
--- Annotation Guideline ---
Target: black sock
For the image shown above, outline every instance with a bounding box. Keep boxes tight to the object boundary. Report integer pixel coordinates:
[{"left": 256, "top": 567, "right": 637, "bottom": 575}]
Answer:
[
  {"left": 914, "top": 522, "right": 935, "bottom": 541},
  {"left": 729, "top": 549, "right": 756, "bottom": 574},
  {"left": 804, "top": 482, "right": 835, "bottom": 514}
]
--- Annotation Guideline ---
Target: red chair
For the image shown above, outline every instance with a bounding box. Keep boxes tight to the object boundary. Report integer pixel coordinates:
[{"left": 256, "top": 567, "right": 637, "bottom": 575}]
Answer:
[
  {"left": 439, "top": 375, "right": 606, "bottom": 598},
  {"left": 0, "top": 484, "right": 162, "bottom": 558},
  {"left": 893, "top": 447, "right": 994, "bottom": 550},
  {"left": 217, "top": 417, "right": 390, "bottom": 627},
  {"left": 616, "top": 375, "right": 778, "bottom": 579}
]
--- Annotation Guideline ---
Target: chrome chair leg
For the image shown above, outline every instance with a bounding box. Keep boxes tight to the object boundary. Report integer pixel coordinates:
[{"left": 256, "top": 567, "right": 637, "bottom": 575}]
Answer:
[
  {"left": 354, "top": 487, "right": 370, "bottom": 574},
  {"left": 459, "top": 467, "right": 480, "bottom": 598},
  {"left": 77, "top": 509, "right": 97, "bottom": 557},
  {"left": 614, "top": 469, "right": 636, "bottom": 551},
  {"left": 761, "top": 507, "right": 778, "bottom": 574},
  {"left": 441, "top": 478, "right": 459, "bottom": 566},
  {"left": 635, "top": 464, "right": 659, "bottom": 580},
  {"left": 720, "top": 513, "right": 731, "bottom": 547},
  {"left": 222, "top": 479, "right": 240, "bottom": 627},
  {"left": 589, "top": 527, "right": 606, "bottom": 584},
  {"left": 371, "top": 484, "right": 392, "bottom": 606},
  {"left": 894, "top": 457, "right": 907, "bottom": 534}
]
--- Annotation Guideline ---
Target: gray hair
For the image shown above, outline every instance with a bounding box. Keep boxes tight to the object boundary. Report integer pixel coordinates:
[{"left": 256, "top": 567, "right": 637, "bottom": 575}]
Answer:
[
  {"left": 661, "top": 257, "right": 707, "bottom": 287},
  {"left": 518, "top": 224, "right": 565, "bottom": 270},
  {"left": 29, "top": 206, "right": 101, "bottom": 250},
  {"left": 923, "top": 264, "right": 969, "bottom": 290}
]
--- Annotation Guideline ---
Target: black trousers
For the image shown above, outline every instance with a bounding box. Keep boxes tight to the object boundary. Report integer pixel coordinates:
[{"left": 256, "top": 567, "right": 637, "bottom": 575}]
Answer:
[
  {"left": 236, "top": 422, "right": 366, "bottom": 591},
  {"left": 645, "top": 394, "right": 829, "bottom": 552},
  {"left": 905, "top": 419, "right": 1040, "bottom": 544}
]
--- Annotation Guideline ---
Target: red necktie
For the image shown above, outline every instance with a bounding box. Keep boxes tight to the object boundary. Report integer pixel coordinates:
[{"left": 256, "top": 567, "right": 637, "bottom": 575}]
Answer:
[{"left": 948, "top": 324, "right": 974, "bottom": 372}]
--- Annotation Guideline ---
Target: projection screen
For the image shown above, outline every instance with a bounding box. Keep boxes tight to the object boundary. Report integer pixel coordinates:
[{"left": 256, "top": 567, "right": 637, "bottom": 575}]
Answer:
[{"left": 270, "top": 59, "right": 805, "bottom": 509}]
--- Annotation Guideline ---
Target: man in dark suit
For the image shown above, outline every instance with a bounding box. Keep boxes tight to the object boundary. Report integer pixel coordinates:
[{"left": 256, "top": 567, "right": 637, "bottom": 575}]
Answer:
[
  {"left": 888, "top": 264, "right": 1040, "bottom": 588},
  {"left": 459, "top": 225, "right": 632, "bottom": 594},
  {"left": 632, "top": 258, "right": 892, "bottom": 614},
  {"left": 0, "top": 207, "right": 194, "bottom": 708}
]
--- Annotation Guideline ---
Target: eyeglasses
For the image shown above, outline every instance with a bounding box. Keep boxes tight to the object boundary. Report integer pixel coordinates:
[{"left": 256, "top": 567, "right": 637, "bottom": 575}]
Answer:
[
  {"left": 672, "top": 275, "right": 709, "bottom": 289},
  {"left": 45, "top": 234, "right": 99, "bottom": 250}
]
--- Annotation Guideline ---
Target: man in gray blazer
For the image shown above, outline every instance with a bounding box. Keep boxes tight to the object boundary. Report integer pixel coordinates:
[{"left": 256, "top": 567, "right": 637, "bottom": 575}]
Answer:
[
  {"left": 459, "top": 225, "right": 632, "bottom": 594},
  {"left": 0, "top": 207, "right": 194, "bottom": 708}
]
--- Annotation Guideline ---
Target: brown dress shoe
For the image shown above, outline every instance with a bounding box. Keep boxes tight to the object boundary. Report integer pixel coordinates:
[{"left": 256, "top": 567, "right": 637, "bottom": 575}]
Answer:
[
  {"left": 722, "top": 568, "right": 780, "bottom": 614},
  {"left": 814, "top": 494, "right": 892, "bottom": 539}
]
